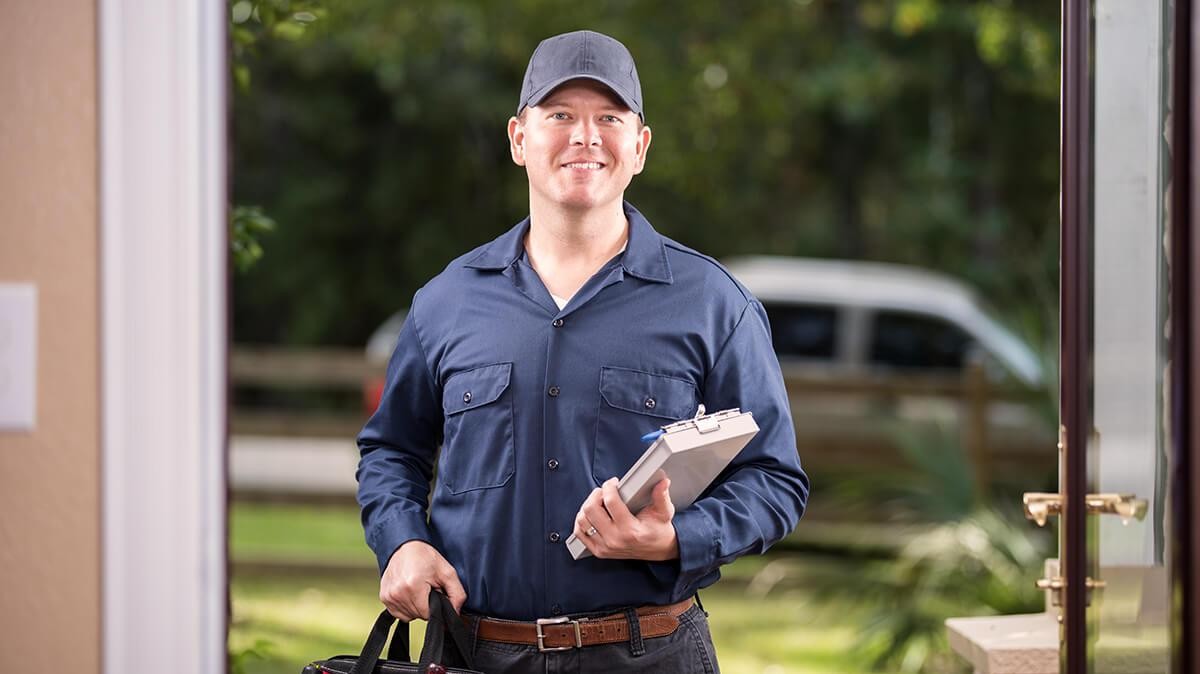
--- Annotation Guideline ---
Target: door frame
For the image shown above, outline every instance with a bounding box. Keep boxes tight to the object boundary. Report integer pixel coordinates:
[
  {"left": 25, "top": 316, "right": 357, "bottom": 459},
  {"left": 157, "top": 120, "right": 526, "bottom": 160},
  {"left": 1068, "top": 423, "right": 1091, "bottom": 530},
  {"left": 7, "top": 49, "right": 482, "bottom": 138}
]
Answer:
[
  {"left": 98, "top": 1, "right": 229, "bottom": 672},
  {"left": 1171, "top": 1, "right": 1198, "bottom": 673},
  {"left": 1059, "top": 0, "right": 1091, "bottom": 669}
]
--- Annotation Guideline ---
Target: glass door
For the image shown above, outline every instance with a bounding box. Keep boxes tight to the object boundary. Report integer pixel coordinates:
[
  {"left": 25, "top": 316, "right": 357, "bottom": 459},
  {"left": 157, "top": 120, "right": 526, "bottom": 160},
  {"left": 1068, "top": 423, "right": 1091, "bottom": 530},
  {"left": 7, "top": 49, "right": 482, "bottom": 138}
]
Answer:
[{"left": 1057, "top": 1, "right": 1176, "bottom": 672}]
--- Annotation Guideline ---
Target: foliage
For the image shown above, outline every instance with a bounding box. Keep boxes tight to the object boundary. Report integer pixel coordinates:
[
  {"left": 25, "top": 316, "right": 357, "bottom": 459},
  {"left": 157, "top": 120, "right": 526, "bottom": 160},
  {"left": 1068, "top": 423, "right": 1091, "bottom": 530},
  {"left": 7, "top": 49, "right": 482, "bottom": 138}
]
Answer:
[
  {"left": 231, "top": 0, "right": 1061, "bottom": 346},
  {"left": 829, "top": 417, "right": 991, "bottom": 523},
  {"left": 230, "top": 638, "right": 276, "bottom": 674},
  {"left": 232, "top": 206, "right": 278, "bottom": 272},
  {"left": 822, "top": 419, "right": 1053, "bottom": 672},
  {"left": 230, "top": 0, "right": 326, "bottom": 274},
  {"left": 850, "top": 508, "right": 1050, "bottom": 672},
  {"left": 231, "top": 0, "right": 327, "bottom": 94}
]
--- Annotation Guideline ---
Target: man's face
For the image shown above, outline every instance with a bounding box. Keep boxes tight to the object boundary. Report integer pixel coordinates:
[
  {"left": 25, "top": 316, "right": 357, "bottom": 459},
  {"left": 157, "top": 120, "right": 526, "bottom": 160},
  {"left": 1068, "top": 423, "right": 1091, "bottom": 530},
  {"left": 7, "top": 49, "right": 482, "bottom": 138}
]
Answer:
[{"left": 508, "top": 79, "right": 652, "bottom": 213}]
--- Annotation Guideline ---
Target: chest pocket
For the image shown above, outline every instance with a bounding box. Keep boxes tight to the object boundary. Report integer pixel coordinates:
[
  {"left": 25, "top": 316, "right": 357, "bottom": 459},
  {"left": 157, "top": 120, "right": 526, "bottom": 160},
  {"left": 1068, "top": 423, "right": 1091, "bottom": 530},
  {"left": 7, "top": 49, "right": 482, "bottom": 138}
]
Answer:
[
  {"left": 592, "top": 366, "right": 700, "bottom": 485},
  {"left": 440, "top": 362, "right": 515, "bottom": 494}
]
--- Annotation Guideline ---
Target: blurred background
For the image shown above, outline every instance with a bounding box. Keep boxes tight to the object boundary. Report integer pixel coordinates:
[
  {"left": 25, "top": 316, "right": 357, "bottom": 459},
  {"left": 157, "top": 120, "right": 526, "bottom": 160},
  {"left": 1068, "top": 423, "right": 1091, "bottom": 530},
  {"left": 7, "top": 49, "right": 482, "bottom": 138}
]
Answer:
[{"left": 227, "top": 1, "right": 1062, "bottom": 672}]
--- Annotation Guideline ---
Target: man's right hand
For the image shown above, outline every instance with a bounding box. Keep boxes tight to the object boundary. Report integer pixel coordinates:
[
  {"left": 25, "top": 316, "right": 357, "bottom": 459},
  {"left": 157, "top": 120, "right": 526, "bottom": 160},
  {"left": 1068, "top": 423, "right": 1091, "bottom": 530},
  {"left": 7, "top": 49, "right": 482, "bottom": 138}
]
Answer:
[{"left": 379, "top": 540, "right": 468, "bottom": 621}]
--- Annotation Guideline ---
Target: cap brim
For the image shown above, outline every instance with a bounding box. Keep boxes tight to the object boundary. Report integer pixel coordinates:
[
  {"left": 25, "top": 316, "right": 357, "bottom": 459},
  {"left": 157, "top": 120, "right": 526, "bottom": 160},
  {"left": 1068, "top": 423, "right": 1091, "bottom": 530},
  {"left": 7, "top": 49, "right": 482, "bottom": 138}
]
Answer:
[{"left": 522, "top": 74, "right": 643, "bottom": 121}]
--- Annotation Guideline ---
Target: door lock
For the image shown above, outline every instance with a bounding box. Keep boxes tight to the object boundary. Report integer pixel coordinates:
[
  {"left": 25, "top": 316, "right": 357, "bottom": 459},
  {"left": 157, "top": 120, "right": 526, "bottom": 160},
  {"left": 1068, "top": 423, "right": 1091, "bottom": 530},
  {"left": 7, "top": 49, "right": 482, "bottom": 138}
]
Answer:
[{"left": 1035, "top": 575, "right": 1106, "bottom": 609}]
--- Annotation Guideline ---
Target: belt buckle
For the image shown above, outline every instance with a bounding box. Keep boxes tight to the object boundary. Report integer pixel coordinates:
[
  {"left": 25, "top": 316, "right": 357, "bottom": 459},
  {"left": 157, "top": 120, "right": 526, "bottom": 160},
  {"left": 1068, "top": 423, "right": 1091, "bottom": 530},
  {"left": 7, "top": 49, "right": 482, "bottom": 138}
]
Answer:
[{"left": 535, "top": 616, "right": 582, "bottom": 652}]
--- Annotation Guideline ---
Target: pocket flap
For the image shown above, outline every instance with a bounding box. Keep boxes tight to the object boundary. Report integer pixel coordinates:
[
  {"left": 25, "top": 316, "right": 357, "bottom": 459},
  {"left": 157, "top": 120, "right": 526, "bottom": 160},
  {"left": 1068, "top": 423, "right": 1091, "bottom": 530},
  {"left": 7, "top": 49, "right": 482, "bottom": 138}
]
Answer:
[
  {"left": 443, "top": 362, "right": 512, "bottom": 415},
  {"left": 599, "top": 366, "right": 698, "bottom": 420}
]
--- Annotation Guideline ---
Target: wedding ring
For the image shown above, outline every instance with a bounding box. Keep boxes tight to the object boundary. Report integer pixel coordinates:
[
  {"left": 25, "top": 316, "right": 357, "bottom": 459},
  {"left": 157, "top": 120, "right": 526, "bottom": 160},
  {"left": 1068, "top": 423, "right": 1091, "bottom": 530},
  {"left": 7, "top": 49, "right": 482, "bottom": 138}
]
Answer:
[{"left": 585, "top": 526, "right": 598, "bottom": 537}]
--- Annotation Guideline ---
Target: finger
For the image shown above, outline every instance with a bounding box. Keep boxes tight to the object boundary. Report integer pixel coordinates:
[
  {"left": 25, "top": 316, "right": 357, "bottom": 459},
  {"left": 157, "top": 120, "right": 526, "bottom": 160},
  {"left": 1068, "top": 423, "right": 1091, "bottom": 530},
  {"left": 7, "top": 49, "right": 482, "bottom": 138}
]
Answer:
[
  {"left": 583, "top": 496, "right": 615, "bottom": 535},
  {"left": 601, "top": 477, "right": 636, "bottom": 527},
  {"left": 411, "top": 583, "right": 431, "bottom": 620},
  {"left": 440, "top": 568, "right": 468, "bottom": 615},
  {"left": 585, "top": 503, "right": 626, "bottom": 550},
  {"left": 380, "top": 578, "right": 406, "bottom": 619},
  {"left": 380, "top": 591, "right": 403, "bottom": 620},
  {"left": 649, "top": 477, "right": 674, "bottom": 517},
  {"left": 574, "top": 510, "right": 596, "bottom": 538},
  {"left": 583, "top": 484, "right": 613, "bottom": 520},
  {"left": 574, "top": 511, "right": 605, "bottom": 557},
  {"left": 381, "top": 585, "right": 421, "bottom": 622}
]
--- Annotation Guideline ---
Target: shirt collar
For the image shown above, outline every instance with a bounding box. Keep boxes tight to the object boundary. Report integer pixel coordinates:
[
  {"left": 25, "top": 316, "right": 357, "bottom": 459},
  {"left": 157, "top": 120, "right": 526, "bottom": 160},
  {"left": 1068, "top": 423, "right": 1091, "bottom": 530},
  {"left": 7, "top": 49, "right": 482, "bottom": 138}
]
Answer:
[{"left": 462, "top": 201, "right": 673, "bottom": 284}]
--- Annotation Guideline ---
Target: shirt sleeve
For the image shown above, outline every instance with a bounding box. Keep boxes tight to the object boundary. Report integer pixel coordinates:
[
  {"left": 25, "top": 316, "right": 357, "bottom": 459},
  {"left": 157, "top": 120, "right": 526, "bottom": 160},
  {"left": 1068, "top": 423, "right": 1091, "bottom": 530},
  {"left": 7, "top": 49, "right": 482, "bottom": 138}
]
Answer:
[
  {"left": 651, "top": 299, "right": 810, "bottom": 597},
  {"left": 356, "top": 295, "right": 444, "bottom": 575}
]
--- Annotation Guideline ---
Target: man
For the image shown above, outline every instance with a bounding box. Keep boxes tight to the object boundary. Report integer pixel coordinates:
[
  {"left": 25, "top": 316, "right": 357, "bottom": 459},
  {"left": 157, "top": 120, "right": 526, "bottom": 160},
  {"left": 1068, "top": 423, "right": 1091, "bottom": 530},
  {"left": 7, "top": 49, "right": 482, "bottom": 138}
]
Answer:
[{"left": 357, "top": 29, "right": 809, "bottom": 672}]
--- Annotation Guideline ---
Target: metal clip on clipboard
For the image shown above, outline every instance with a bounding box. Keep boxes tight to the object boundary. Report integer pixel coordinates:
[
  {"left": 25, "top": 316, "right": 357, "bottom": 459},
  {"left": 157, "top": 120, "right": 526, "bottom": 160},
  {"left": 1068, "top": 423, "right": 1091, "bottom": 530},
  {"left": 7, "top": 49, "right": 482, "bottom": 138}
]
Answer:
[{"left": 659, "top": 404, "right": 743, "bottom": 435}]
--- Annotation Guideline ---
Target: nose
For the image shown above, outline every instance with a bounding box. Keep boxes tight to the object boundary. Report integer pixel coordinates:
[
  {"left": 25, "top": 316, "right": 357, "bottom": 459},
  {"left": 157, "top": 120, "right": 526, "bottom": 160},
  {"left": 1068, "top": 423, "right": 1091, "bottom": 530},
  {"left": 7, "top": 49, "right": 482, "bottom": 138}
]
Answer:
[{"left": 569, "top": 118, "right": 601, "bottom": 147}]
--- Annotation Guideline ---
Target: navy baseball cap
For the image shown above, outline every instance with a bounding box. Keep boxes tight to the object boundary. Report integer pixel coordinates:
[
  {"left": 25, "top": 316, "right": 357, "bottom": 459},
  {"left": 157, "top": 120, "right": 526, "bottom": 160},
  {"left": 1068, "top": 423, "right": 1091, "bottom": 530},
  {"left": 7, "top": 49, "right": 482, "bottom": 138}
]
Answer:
[{"left": 517, "top": 30, "right": 644, "bottom": 122}]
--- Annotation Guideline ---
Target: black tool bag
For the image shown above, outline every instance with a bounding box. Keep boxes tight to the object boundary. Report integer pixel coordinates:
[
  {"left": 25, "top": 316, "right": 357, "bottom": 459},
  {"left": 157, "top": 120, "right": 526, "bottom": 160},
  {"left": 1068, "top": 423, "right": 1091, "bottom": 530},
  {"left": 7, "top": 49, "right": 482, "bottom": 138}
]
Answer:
[{"left": 302, "top": 589, "right": 482, "bottom": 674}]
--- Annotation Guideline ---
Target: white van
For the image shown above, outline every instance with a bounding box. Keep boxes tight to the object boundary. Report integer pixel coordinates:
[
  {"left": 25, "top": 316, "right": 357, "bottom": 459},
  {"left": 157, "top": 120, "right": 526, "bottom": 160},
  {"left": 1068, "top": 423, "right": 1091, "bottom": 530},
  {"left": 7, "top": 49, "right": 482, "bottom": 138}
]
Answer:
[{"left": 722, "top": 256, "right": 1054, "bottom": 488}]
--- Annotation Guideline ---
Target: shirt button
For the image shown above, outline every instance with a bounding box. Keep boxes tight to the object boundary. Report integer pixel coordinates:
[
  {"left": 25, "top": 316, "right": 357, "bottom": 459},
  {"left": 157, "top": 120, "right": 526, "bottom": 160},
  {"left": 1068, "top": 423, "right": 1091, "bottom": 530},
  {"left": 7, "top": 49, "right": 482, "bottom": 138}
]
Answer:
[
  {"left": 547, "top": 459, "right": 559, "bottom": 470},
  {"left": 551, "top": 604, "right": 563, "bottom": 616},
  {"left": 548, "top": 386, "right": 561, "bottom": 397},
  {"left": 644, "top": 396, "right": 656, "bottom": 410},
  {"left": 463, "top": 391, "right": 472, "bottom": 403},
  {"left": 548, "top": 531, "right": 561, "bottom": 543},
  {"left": 552, "top": 318, "right": 564, "bottom": 328}
]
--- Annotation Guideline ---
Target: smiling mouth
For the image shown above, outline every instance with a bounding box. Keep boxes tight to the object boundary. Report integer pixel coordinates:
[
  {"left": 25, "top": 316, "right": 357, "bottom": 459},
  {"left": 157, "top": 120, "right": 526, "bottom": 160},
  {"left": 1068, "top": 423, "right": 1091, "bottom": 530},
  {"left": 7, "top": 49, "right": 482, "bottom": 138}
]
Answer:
[{"left": 562, "top": 162, "right": 605, "bottom": 170}]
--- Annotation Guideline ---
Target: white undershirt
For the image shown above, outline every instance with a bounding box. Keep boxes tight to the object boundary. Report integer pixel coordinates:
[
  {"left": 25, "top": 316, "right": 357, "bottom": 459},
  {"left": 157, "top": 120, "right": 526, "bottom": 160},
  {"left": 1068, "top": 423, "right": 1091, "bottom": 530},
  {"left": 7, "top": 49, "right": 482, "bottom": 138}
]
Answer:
[
  {"left": 549, "top": 292, "right": 571, "bottom": 310},
  {"left": 548, "top": 241, "right": 627, "bottom": 310}
]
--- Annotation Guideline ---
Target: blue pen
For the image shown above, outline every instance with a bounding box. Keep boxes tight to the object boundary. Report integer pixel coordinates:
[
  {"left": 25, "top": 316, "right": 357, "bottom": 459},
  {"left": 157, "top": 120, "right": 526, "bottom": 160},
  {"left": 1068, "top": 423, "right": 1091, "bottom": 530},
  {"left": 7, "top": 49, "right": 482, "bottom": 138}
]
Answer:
[{"left": 641, "top": 429, "right": 665, "bottom": 444}]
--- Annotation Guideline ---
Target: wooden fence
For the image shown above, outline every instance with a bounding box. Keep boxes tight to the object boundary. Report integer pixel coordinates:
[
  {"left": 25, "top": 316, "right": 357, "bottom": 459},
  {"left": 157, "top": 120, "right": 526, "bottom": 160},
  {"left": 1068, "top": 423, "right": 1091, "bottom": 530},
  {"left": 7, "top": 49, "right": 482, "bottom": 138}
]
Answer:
[{"left": 231, "top": 346, "right": 1055, "bottom": 495}]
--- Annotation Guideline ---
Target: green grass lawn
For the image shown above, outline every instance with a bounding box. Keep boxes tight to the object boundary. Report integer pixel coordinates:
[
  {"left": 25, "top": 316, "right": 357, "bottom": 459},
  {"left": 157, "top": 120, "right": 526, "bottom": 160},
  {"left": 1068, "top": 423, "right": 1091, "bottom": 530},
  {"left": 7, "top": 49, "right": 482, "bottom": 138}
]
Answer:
[{"left": 230, "top": 503, "right": 876, "bottom": 674}]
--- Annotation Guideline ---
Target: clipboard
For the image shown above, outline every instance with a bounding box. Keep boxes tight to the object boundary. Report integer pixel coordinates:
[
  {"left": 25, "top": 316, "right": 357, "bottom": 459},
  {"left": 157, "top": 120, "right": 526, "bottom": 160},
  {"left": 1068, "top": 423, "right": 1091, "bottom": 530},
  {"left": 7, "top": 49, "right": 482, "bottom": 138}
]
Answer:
[{"left": 566, "top": 405, "right": 759, "bottom": 560}]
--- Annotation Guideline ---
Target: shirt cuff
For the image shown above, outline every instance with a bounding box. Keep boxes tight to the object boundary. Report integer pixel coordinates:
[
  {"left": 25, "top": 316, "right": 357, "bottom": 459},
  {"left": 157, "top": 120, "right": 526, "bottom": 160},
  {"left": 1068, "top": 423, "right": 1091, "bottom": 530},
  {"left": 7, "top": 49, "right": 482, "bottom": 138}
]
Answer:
[
  {"left": 674, "top": 505, "right": 719, "bottom": 581},
  {"left": 646, "top": 506, "right": 718, "bottom": 596},
  {"left": 368, "top": 512, "right": 433, "bottom": 575}
]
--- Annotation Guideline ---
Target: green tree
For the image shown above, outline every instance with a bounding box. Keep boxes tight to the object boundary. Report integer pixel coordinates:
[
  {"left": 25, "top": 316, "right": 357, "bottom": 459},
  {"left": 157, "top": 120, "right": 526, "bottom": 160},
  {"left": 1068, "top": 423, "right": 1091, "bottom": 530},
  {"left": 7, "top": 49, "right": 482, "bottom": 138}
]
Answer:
[
  {"left": 232, "top": 0, "right": 1059, "bottom": 350},
  {"left": 229, "top": 0, "right": 327, "bottom": 272}
]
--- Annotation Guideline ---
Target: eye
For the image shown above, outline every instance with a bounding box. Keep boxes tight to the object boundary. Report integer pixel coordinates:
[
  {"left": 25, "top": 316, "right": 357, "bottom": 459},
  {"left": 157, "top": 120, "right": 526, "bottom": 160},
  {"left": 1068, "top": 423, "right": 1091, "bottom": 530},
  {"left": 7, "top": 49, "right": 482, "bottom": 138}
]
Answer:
[
  {"left": 601, "top": 114, "right": 620, "bottom": 123},
  {"left": 551, "top": 112, "right": 569, "bottom": 120}
]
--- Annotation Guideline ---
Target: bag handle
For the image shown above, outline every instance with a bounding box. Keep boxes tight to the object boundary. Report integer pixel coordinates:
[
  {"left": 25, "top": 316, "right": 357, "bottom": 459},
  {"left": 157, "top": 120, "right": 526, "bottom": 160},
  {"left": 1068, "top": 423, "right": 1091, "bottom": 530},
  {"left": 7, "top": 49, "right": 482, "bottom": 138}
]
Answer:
[
  {"left": 416, "top": 589, "right": 475, "bottom": 670},
  {"left": 348, "top": 609, "right": 405, "bottom": 674},
  {"left": 385, "top": 615, "right": 412, "bottom": 663},
  {"left": 349, "top": 589, "right": 474, "bottom": 674}
]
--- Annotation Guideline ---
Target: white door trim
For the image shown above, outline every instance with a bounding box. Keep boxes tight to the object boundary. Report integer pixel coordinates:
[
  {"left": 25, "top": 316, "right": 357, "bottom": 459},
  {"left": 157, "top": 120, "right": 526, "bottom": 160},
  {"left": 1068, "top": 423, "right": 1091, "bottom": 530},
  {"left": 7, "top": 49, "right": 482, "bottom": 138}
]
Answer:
[{"left": 99, "top": 1, "right": 227, "bottom": 672}]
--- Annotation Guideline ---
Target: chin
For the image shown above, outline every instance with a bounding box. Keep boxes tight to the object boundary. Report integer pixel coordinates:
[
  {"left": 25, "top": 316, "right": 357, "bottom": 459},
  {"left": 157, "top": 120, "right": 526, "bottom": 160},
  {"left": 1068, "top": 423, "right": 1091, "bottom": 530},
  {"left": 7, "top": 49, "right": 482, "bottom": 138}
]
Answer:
[
  {"left": 553, "top": 187, "right": 625, "bottom": 211},
  {"left": 553, "top": 194, "right": 608, "bottom": 211}
]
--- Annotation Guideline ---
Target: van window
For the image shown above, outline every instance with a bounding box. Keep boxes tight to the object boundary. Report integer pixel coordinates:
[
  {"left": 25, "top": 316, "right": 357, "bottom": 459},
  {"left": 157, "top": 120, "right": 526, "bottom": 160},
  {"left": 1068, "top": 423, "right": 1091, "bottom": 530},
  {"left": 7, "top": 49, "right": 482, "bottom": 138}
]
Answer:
[
  {"left": 868, "top": 310, "right": 971, "bottom": 371},
  {"left": 761, "top": 303, "right": 838, "bottom": 360}
]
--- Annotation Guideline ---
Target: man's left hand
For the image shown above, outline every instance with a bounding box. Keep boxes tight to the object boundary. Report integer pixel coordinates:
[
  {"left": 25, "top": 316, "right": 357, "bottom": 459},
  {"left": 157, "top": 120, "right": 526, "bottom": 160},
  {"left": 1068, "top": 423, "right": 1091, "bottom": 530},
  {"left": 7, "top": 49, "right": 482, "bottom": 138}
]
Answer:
[{"left": 573, "top": 477, "right": 679, "bottom": 561}]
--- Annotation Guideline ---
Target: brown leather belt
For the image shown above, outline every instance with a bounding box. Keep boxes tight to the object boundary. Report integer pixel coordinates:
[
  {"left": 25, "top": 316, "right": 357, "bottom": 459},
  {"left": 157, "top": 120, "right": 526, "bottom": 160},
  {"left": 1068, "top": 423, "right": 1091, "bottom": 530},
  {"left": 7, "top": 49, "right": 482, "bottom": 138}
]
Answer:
[{"left": 465, "top": 597, "right": 695, "bottom": 653}]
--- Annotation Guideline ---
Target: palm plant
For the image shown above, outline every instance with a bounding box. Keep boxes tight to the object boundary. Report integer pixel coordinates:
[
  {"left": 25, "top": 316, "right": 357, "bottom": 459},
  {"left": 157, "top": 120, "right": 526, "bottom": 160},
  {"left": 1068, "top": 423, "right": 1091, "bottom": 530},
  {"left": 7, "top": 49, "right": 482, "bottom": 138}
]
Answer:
[{"left": 816, "top": 418, "right": 1053, "bottom": 673}]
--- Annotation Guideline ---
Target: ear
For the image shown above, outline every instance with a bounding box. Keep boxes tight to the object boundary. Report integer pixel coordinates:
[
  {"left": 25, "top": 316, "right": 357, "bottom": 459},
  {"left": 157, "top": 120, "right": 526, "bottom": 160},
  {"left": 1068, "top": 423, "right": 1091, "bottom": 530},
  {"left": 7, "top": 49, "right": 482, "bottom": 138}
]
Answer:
[
  {"left": 631, "top": 124, "right": 652, "bottom": 175},
  {"left": 507, "top": 116, "right": 526, "bottom": 167}
]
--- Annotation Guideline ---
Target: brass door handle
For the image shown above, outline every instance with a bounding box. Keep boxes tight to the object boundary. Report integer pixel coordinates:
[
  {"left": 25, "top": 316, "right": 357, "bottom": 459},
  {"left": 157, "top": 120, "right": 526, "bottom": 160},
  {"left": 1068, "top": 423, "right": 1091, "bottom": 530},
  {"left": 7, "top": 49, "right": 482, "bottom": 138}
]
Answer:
[
  {"left": 1022, "top": 492, "right": 1148, "bottom": 526},
  {"left": 1085, "top": 493, "right": 1148, "bottom": 524},
  {"left": 1023, "top": 492, "right": 1062, "bottom": 526}
]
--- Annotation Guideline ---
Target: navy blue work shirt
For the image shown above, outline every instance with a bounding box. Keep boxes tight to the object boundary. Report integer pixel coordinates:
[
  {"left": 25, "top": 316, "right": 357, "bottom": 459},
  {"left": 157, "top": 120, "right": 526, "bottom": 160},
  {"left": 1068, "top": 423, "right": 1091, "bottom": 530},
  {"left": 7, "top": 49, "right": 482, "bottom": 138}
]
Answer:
[{"left": 357, "top": 201, "right": 809, "bottom": 620}]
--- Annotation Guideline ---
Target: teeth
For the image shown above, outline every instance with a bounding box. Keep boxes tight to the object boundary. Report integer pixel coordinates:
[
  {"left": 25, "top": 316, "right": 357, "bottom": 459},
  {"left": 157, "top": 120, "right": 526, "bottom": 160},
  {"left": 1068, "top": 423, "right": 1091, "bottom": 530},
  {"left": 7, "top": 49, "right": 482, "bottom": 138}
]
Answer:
[{"left": 565, "top": 162, "right": 603, "bottom": 169}]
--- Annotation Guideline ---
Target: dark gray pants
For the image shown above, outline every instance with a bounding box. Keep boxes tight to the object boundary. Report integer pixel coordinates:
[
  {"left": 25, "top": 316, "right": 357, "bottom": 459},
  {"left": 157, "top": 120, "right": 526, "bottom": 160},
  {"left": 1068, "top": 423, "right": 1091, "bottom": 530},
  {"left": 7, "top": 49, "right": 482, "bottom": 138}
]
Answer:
[{"left": 456, "top": 603, "right": 721, "bottom": 674}]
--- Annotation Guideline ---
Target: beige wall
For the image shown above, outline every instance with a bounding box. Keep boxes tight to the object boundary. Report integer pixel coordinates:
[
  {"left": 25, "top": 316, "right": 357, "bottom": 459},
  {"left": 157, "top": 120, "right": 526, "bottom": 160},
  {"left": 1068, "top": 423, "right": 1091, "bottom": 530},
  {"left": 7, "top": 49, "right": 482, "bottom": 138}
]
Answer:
[{"left": 0, "top": 2, "right": 100, "bottom": 670}]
